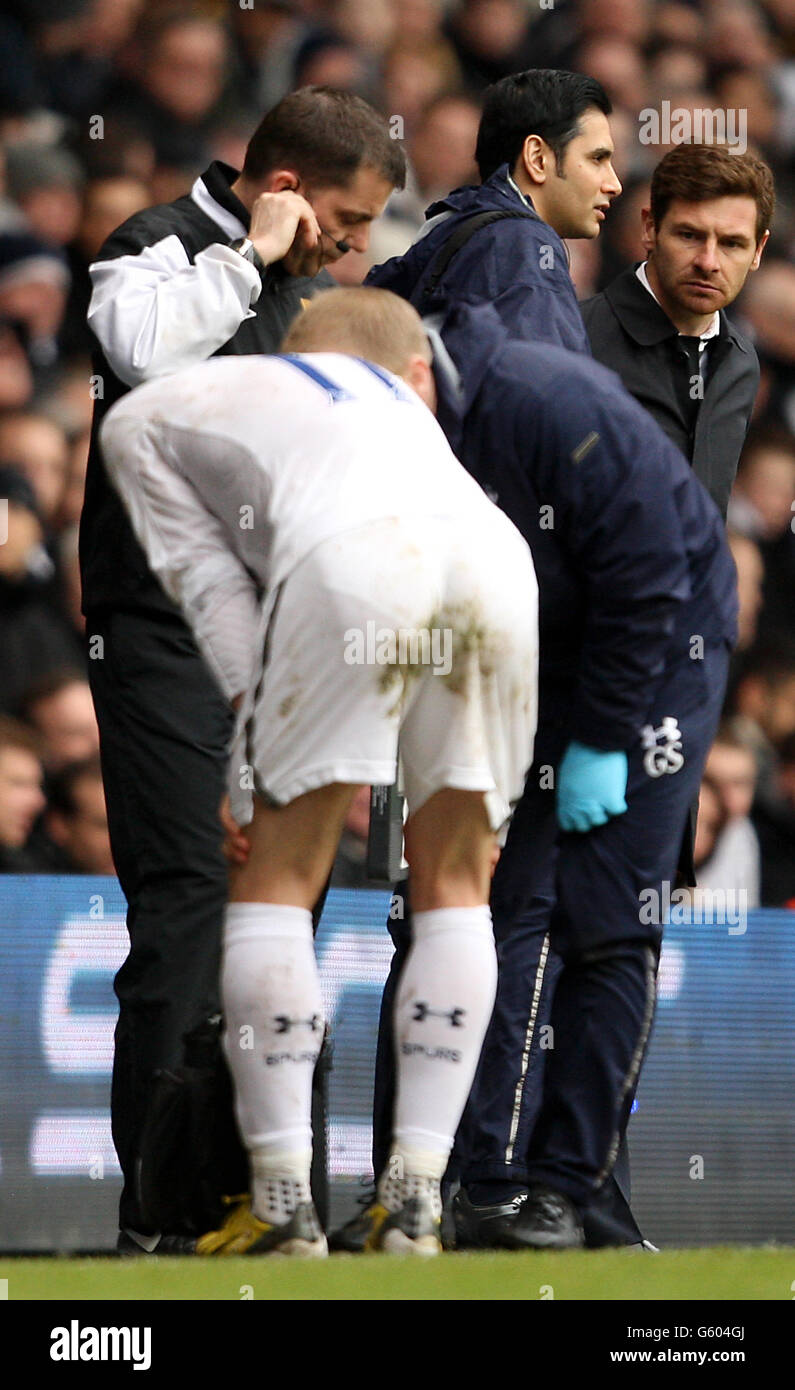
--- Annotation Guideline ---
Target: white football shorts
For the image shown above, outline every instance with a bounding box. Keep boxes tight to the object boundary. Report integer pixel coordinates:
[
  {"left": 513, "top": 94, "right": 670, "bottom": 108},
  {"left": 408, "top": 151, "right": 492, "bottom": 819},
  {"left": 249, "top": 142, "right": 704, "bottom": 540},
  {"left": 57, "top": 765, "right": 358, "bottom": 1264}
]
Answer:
[{"left": 229, "top": 511, "right": 538, "bottom": 834}]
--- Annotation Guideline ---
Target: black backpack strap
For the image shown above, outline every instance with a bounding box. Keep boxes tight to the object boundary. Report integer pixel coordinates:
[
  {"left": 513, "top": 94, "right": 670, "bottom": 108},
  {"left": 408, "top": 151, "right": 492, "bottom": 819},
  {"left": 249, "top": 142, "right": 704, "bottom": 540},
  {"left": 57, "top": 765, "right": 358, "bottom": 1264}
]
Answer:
[{"left": 419, "top": 208, "right": 532, "bottom": 304}]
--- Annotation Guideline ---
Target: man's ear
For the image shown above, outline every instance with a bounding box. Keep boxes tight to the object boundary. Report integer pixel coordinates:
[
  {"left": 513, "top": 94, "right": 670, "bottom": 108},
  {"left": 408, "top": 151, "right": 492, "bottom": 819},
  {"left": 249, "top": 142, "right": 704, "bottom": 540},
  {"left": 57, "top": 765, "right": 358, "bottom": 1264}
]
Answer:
[
  {"left": 262, "top": 168, "right": 301, "bottom": 193},
  {"left": 518, "top": 134, "right": 548, "bottom": 186},
  {"left": 402, "top": 354, "right": 436, "bottom": 412},
  {"left": 640, "top": 206, "right": 657, "bottom": 257},
  {"left": 45, "top": 810, "right": 68, "bottom": 848},
  {"left": 750, "top": 228, "right": 770, "bottom": 272}
]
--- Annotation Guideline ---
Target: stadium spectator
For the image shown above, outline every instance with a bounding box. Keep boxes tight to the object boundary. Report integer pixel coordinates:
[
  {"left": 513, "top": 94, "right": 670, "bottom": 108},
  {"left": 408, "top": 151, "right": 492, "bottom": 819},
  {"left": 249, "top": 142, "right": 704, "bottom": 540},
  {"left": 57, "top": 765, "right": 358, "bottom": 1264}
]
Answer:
[
  {"left": 732, "top": 639, "right": 795, "bottom": 768},
  {"left": 21, "top": 669, "right": 99, "bottom": 772},
  {"left": 0, "top": 319, "right": 34, "bottom": 411},
  {"left": 44, "top": 754, "right": 114, "bottom": 875},
  {"left": 728, "top": 427, "right": 795, "bottom": 644},
  {"left": 371, "top": 93, "right": 481, "bottom": 260},
  {"left": 60, "top": 174, "right": 151, "bottom": 358},
  {"left": 696, "top": 723, "right": 761, "bottom": 904},
  {"left": 752, "top": 731, "right": 795, "bottom": 906},
  {"left": 740, "top": 261, "right": 795, "bottom": 431},
  {"left": 444, "top": 0, "right": 536, "bottom": 95},
  {"left": 0, "top": 232, "right": 70, "bottom": 390},
  {"left": 5, "top": 143, "right": 84, "bottom": 248},
  {"left": 293, "top": 31, "right": 371, "bottom": 94},
  {"left": 0, "top": 716, "right": 45, "bottom": 872},
  {"left": 728, "top": 425, "right": 795, "bottom": 541},
  {"left": 104, "top": 9, "right": 236, "bottom": 168},
  {"left": 0, "top": 411, "right": 69, "bottom": 526},
  {"left": 693, "top": 776, "right": 725, "bottom": 875},
  {"left": 380, "top": 38, "right": 464, "bottom": 138},
  {"left": 330, "top": 786, "right": 387, "bottom": 889},
  {"left": 58, "top": 428, "right": 89, "bottom": 531},
  {"left": 573, "top": 35, "right": 650, "bottom": 115},
  {"left": 728, "top": 530, "right": 765, "bottom": 652},
  {"left": 0, "top": 467, "right": 84, "bottom": 715}
]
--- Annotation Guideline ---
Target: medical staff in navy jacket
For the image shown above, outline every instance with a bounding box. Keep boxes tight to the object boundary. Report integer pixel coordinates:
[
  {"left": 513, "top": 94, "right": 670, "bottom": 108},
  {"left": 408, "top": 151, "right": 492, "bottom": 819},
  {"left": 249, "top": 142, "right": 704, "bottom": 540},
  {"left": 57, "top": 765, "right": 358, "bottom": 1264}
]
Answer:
[{"left": 437, "top": 301, "right": 736, "bottom": 1245}]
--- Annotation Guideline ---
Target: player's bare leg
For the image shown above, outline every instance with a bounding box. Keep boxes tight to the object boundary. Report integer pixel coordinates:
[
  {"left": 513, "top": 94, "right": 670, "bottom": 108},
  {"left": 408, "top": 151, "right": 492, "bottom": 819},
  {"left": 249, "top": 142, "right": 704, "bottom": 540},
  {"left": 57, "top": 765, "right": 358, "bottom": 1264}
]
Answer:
[
  {"left": 366, "top": 789, "right": 500, "bottom": 1253},
  {"left": 197, "top": 784, "right": 360, "bottom": 1257}
]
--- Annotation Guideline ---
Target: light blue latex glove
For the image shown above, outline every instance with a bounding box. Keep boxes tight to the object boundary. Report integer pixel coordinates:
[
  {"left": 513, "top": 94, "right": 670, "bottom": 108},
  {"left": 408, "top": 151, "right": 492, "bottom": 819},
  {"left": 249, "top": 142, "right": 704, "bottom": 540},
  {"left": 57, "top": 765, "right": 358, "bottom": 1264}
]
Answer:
[{"left": 556, "top": 742, "right": 628, "bottom": 833}]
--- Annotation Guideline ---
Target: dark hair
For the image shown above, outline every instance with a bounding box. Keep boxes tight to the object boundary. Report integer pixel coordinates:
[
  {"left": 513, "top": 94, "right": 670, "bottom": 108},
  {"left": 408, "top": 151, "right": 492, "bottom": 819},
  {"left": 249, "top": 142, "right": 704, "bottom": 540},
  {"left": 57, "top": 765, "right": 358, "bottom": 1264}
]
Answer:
[
  {"left": 0, "top": 715, "right": 41, "bottom": 760},
  {"left": 243, "top": 87, "right": 406, "bottom": 191},
  {"left": 47, "top": 754, "right": 104, "bottom": 820},
  {"left": 778, "top": 732, "right": 795, "bottom": 766},
  {"left": 20, "top": 668, "right": 88, "bottom": 720},
  {"left": 650, "top": 144, "right": 775, "bottom": 244},
  {"left": 737, "top": 636, "right": 795, "bottom": 688},
  {"left": 736, "top": 425, "right": 795, "bottom": 478},
  {"left": 475, "top": 69, "right": 611, "bottom": 181}
]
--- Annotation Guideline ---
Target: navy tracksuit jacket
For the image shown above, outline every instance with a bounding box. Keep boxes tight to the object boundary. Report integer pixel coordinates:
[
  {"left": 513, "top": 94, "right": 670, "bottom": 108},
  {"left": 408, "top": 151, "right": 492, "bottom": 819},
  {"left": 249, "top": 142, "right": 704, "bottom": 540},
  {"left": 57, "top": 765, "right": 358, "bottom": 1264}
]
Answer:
[
  {"left": 372, "top": 301, "right": 738, "bottom": 1214},
  {"left": 366, "top": 162, "right": 589, "bottom": 352}
]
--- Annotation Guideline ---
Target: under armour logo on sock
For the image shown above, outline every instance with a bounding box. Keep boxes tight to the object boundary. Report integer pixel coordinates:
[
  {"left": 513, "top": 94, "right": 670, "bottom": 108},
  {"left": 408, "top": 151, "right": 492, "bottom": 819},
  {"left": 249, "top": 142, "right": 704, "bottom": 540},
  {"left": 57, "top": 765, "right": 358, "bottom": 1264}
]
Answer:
[
  {"left": 273, "top": 1014, "right": 323, "bottom": 1034},
  {"left": 641, "top": 717, "right": 684, "bottom": 778},
  {"left": 412, "top": 1002, "right": 466, "bottom": 1027}
]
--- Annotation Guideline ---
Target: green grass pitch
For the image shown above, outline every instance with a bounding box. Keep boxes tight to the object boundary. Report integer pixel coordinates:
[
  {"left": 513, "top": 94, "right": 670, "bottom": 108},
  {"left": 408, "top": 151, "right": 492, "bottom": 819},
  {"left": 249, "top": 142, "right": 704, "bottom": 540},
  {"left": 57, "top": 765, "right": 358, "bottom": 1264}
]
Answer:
[{"left": 2, "top": 1248, "right": 792, "bottom": 1301}]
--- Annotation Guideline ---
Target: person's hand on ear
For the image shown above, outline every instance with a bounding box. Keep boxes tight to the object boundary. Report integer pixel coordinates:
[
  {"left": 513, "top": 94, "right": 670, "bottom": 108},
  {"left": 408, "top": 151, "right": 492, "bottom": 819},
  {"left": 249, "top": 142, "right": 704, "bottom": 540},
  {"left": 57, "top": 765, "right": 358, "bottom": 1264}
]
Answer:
[{"left": 247, "top": 190, "right": 323, "bottom": 276}]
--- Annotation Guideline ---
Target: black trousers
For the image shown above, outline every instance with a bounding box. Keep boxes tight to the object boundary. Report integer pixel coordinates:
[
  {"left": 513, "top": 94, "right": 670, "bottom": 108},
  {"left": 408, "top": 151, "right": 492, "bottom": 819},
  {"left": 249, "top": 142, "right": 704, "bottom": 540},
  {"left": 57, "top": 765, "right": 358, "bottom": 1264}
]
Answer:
[{"left": 88, "top": 608, "right": 237, "bottom": 1232}]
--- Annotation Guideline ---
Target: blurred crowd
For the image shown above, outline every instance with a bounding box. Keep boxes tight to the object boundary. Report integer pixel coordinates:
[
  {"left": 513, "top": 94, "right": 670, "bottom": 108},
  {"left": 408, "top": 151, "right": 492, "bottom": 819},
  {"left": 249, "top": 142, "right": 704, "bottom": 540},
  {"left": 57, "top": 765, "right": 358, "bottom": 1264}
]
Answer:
[{"left": 0, "top": 0, "right": 793, "bottom": 903}]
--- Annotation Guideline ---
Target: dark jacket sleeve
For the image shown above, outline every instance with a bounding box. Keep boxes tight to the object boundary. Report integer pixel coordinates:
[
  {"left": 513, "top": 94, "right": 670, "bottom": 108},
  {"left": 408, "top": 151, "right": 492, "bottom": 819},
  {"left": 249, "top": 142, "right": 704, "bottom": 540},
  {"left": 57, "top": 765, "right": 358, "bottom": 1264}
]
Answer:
[{"left": 370, "top": 219, "right": 590, "bottom": 353}]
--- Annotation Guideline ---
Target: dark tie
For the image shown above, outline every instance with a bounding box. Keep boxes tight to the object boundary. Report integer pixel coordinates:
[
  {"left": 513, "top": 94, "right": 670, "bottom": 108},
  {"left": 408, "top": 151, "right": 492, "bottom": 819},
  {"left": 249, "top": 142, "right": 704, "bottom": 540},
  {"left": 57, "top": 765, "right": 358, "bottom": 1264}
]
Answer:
[{"left": 673, "top": 335, "right": 704, "bottom": 452}]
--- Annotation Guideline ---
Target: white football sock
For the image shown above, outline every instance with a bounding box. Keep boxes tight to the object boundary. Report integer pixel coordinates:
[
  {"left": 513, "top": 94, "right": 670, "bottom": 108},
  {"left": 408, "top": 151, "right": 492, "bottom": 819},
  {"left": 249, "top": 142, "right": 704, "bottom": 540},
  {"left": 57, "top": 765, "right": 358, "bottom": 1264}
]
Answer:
[
  {"left": 222, "top": 902, "right": 322, "bottom": 1221},
  {"left": 391, "top": 905, "right": 497, "bottom": 1176}
]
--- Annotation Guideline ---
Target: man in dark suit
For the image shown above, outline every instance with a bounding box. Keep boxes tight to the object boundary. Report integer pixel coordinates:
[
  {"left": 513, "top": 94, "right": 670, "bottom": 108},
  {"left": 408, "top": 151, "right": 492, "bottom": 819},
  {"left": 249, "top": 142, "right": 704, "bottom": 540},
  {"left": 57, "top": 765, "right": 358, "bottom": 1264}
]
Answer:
[{"left": 581, "top": 143, "right": 774, "bottom": 520}]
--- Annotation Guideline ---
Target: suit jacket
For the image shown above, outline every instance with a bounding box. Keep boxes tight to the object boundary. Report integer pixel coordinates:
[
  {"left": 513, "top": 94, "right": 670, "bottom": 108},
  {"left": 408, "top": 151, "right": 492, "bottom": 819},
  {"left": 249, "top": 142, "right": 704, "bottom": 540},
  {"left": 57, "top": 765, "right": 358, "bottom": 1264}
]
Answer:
[{"left": 581, "top": 265, "right": 759, "bottom": 519}]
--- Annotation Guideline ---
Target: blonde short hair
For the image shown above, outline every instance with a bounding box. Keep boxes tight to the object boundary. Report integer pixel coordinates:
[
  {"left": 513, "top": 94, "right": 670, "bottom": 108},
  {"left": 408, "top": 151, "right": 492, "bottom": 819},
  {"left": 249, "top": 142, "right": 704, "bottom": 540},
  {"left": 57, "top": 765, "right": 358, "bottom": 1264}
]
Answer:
[{"left": 282, "top": 286, "right": 430, "bottom": 375}]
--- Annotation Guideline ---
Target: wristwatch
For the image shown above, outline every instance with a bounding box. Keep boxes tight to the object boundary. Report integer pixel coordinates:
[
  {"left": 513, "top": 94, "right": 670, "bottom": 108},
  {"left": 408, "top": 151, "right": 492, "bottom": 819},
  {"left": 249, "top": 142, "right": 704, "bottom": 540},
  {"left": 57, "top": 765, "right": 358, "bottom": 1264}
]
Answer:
[{"left": 229, "top": 236, "right": 267, "bottom": 276}]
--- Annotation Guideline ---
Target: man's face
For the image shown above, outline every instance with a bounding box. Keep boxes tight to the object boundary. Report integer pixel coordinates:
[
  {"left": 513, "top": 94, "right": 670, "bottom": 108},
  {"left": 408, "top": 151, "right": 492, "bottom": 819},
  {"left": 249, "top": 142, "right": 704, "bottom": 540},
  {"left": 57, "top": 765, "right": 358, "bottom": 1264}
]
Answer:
[
  {"left": 541, "top": 107, "right": 622, "bottom": 239},
  {"left": 0, "top": 416, "right": 68, "bottom": 522},
  {"left": 0, "top": 746, "right": 45, "bottom": 849},
  {"left": 302, "top": 165, "right": 395, "bottom": 262},
  {"left": 737, "top": 447, "right": 795, "bottom": 539},
  {"left": 50, "top": 775, "right": 114, "bottom": 875},
  {"left": 642, "top": 196, "right": 767, "bottom": 316},
  {"left": 704, "top": 743, "right": 756, "bottom": 820},
  {"left": 32, "top": 682, "right": 100, "bottom": 772},
  {"left": 764, "top": 676, "right": 795, "bottom": 747}
]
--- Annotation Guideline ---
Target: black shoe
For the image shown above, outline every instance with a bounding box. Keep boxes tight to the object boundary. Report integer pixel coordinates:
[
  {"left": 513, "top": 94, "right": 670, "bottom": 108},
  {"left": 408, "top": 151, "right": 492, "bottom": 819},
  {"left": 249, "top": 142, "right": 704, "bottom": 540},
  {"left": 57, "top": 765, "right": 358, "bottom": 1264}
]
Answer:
[
  {"left": 452, "top": 1186, "right": 528, "bottom": 1250},
  {"left": 117, "top": 1229, "right": 197, "bottom": 1256},
  {"left": 503, "top": 1184, "right": 584, "bottom": 1250},
  {"left": 328, "top": 1190, "right": 375, "bottom": 1252}
]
